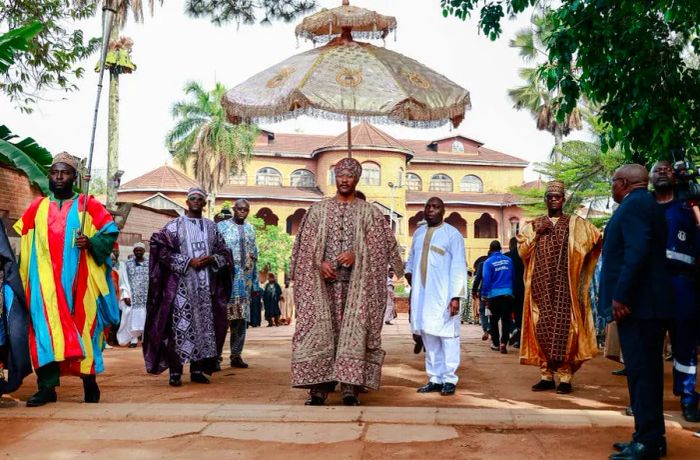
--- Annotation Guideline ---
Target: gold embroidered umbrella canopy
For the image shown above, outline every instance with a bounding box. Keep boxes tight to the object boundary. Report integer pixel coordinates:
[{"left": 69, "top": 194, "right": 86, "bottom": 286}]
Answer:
[{"left": 223, "top": 0, "right": 471, "bottom": 156}]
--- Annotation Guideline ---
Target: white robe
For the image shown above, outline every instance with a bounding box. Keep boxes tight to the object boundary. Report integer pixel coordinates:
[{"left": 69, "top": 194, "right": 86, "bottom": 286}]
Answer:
[
  {"left": 117, "top": 260, "right": 148, "bottom": 345},
  {"left": 407, "top": 223, "right": 467, "bottom": 338}
]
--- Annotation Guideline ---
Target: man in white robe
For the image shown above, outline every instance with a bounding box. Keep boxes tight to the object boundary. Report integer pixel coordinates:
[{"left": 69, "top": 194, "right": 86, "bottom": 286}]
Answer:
[
  {"left": 406, "top": 197, "right": 467, "bottom": 396},
  {"left": 117, "top": 243, "right": 149, "bottom": 347}
]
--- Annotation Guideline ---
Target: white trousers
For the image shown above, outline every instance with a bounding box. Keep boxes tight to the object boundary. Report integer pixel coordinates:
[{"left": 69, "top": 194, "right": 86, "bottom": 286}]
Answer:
[{"left": 422, "top": 333, "right": 461, "bottom": 385}]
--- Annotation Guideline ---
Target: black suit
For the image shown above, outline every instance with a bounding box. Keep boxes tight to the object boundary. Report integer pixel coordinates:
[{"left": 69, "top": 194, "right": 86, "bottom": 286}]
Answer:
[{"left": 600, "top": 188, "right": 671, "bottom": 449}]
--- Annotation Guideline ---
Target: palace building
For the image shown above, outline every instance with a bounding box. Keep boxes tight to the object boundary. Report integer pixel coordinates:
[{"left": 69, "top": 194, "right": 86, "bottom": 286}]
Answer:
[{"left": 117, "top": 122, "right": 528, "bottom": 264}]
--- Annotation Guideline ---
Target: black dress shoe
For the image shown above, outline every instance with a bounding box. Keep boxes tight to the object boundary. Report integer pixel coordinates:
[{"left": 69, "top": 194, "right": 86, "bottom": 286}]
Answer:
[
  {"left": 441, "top": 383, "right": 456, "bottom": 396},
  {"left": 417, "top": 382, "right": 443, "bottom": 393},
  {"left": 613, "top": 439, "right": 666, "bottom": 457},
  {"left": 681, "top": 404, "right": 700, "bottom": 423},
  {"left": 612, "top": 368, "right": 627, "bottom": 376},
  {"left": 342, "top": 395, "right": 360, "bottom": 406},
  {"left": 556, "top": 382, "right": 572, "bottom": 394},
  {"left": 191, "top": 372, "right": 210, "bottom": 384},
  {"left": 82, "top": 375, "right": 100, "bottom": 403},
  {"left": 413, "top": 335, "right": 424, "bottom": 354},
  {"left": 531, "top": 379, "right": 556, "bottom": 391},
  {"left": 609, "top": 441, "right": 662, "bottom": 459},
  {"left": 169, "top": 374, "right": 182, "bottom": 387},
  {"left": 230, "top": 357, "right": 249, "bottom": 369},
  {"left": 26, "top": 388, "right": 57, "bottom": 407},
  {"left": 304, "top": 396, "right": 325, "bottom": 406}
]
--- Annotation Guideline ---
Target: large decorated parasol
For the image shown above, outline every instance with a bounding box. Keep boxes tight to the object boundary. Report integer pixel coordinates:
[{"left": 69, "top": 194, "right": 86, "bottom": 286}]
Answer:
[{"left": 223, "top": 0, "right": 470, "bottom": 156}]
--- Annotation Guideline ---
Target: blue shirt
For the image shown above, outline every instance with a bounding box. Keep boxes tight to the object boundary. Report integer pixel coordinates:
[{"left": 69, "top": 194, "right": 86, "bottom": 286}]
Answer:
[{"left": 480, "top": 252, "right": 513, "bottom": 299}]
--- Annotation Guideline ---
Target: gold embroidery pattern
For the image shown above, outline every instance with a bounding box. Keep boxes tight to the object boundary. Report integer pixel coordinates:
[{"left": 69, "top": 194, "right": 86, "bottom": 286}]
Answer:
[
  {"left": 405, "top": 71, "right": 431, "bottom": 90},
  {"left": 336, "top": 68, "right": 363, "bottom": 88},
  {"left": 266, "top": 68, "right": 295, "bottom": 89}
]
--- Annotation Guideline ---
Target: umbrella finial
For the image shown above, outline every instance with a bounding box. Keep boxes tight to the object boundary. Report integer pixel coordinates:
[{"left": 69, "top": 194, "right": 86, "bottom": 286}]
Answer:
[{"left": 343, "top": 0, "right": 349, "bottom": 5}]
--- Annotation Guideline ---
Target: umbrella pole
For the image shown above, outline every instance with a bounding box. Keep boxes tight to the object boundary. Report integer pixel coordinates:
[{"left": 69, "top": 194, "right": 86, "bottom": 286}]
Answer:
[
  {"left": 347, "top": 114, "right": 352, "bottom": 158},
  {"left": 80, "top": 1, "right": 116, "bottom": 235}
]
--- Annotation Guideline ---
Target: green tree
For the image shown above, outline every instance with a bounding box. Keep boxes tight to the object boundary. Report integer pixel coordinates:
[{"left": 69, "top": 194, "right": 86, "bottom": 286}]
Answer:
[
  {"left": 511, "top": 114, "right": 625, "bottom": 222},
  {"left": 185, "top": 0, "right": 317, "bottom": 25},
  {"left": 442, "top": 1, "right": 700, "bottom": 164},
  {"left": 0, "top": 125, "right": 53, "bottom": 193},
  {"left": 0, "top": 1, "right": 100, "bottom": 111},
  {"left": 248, "top": 215, "right": 294, "bottom": 274},
  {"left": 166, "top": 81, "right": 259, "bottom": 201},
  {"left": 507, "top": 11, "right": 582, "bottom": 162}
]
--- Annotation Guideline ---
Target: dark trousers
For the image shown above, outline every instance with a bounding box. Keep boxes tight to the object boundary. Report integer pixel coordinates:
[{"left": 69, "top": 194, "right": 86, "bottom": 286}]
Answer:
[
  {"left": 669, "top": 274, "right": 699, "bottom": 407},
  {"left": 166, "top": 337, "right": 214, "bottom": 376},
  {"left": 618, "top": 317, "right": 667, "bottom": 447},
  {"left": 489, "top": 295, "right": 513, "bottom": 347},
  {"left": 36, "top": 362, "right": 61, "bottom": 390},
  {"left": 229, "top": 319, "right": 247, "bottom": 360}
]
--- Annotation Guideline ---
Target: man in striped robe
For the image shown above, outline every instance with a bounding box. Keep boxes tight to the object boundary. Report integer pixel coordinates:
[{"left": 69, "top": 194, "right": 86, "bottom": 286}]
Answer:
[{"left": 15, "top": 152, "right": 120, "bottom": 406}]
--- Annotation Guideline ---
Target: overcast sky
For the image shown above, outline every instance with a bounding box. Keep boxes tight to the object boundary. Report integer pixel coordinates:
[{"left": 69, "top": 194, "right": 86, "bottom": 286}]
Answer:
[{"left": 0, "top": 0, "right": 589, "bottom": 182}]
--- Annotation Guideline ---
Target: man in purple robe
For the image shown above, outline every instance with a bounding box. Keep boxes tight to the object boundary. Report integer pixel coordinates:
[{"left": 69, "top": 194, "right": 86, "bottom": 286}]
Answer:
[{"left": 143, "top": 187, "right": 232, "bottom": 387}]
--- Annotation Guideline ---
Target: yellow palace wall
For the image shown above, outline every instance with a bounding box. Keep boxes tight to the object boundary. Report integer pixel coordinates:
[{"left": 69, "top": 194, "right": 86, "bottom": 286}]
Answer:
[{"left": 406, "top": 162, "right": 524, "bottom": 192}]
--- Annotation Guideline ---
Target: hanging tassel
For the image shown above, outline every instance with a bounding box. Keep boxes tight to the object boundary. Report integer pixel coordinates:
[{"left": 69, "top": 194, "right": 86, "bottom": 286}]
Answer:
[{"left": 394, "top": 27, "right": 397, "bottom": 42}]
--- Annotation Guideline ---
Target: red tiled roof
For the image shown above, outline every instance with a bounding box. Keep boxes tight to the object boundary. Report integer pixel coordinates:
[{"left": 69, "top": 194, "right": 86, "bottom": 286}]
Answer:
[
  {"left": 120, "top": 165, "right": 199, "bottom": 192},
  {"left": 522, "top": 177, "right": 546, "bottom": 190},
  {"left": 323, "top": 122, "right": 411, "bottom": 153},
  {"left": 252, "top": 123, "right": 527, "bottom": 166},
  {"left": 218, "top": 185, "right": 323, "bottom": 202},
  {"left": 406, "top": 191, "right": 520, "bottom": 206}
]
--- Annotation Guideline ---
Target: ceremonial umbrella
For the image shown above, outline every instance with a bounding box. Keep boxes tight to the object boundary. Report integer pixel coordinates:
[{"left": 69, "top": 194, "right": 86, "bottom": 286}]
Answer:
[{"left": 223, "top": 0, "right": 470, "bottom": 157}]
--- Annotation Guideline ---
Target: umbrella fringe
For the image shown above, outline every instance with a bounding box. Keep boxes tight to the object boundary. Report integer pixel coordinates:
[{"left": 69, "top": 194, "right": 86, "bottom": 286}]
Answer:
[{"left": 223, "top": 99, "right": 471, "bottom": 129}]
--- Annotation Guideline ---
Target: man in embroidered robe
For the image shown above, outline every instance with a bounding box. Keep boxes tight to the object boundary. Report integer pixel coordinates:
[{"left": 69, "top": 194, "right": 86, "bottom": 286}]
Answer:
[
  {"left": 144, "top": 187, "right": 232, "bottom": 387},
  {"left": 517, "top": 180, "right": 602, "bottom": 394},
  {"left": 117, "top": 243, "right": 149, "bottom": 347},
  {"left": 0, "top": 219, "right": 32, "bottom": 396},
  {"left": 406, "top": 197, "right": 467, "bottom": 396},
  {"left": 218, "top": 199, "right": 258, "bottom": 369},
  {"left": 15, "top": 152, "right": 120, "bottom": 406},
  {"left": 290, "top": 158, "right": 403, "bottom": 406}
]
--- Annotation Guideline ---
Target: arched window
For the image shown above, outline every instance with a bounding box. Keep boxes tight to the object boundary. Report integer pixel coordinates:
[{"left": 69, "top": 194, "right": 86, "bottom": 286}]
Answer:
[
  {"left": 509, "top": 217, "right": 520, "bottom": 238},
  {"left": 328, "top": 165, "right": 336, "bottom": 185},
  {"left": 229, "top": 170, "right": 247, "bottom": 185},
  {"left": 256, "top": 167, "right": 282, "bottom": 186},
  {"left": 290, "top": 169, "right": 315, "bottom": 187},
  {"left": 451, "top": 140, "right": 465, "bottom": 152},
  {"left": 406, "top": 173, "right": 422, "bottom": 191},
  {"left": 445, "top": 212, "right": 467, "bottom": 237},
  {"left": 360, "top": 162, "right": 381, "bottom": 186},
  {"left": 474, "top": 213, "right": 498, "bottom": 239},
  {"left": 429, "top": 174, "right": 453, "bottom": 192},
  {"left": 460, "top": 175, "right": 483, "bottom": 192}
]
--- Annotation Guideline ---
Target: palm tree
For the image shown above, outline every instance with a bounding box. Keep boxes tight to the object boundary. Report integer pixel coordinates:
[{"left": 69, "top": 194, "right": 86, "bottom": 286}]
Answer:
[
  {"left": 507, "top": 11, "right": 582, "bottom": 162},
  {"left": 101, "top": 0, "right": 163, "bottom": 209},
  {"left": 166, "top": 81, "right": 259, "bottom": 207}
]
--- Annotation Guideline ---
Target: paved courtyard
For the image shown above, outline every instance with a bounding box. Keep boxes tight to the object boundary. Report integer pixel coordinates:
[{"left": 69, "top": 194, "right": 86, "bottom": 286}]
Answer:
[{"left": 1, "top": 315, "right": 698, "bottom": 458}]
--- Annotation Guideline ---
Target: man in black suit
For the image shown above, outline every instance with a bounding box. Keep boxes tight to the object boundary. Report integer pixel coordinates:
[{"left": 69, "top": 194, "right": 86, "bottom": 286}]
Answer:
[{"left": 601, "top": 164, "right": 671, "bottom": 460}]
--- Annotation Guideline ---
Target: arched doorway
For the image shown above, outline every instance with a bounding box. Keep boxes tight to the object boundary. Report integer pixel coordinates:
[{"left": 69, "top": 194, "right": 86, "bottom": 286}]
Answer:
[
  {"left": 256, "top": 207, "right": 279, "bottom": 227},
  {"left": 445, "top": 212, "right": 467, "bottom": 237},
  {"left": 474, "top": 212, "right": 498, "bottom": 238},
  {"left": 408, "top": 211, "right": 425, "bottom": 236},
  {"left": 286, "top": 208, "right": 306, "bottom": 235}
]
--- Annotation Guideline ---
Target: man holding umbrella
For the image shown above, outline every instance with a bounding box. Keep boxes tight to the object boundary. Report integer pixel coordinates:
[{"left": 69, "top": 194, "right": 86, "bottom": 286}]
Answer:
[{"left": 15, "top": 152, "right": 120, "bottom": 406}]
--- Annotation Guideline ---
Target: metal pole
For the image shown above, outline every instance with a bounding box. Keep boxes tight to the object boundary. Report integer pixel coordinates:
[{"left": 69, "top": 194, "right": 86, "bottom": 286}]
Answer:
[
  {"left": 80, "top": 1, "right": 116, "bottom": 234},
  {"left": 346, "top": 114, "right": 352, "bottom": 158}
]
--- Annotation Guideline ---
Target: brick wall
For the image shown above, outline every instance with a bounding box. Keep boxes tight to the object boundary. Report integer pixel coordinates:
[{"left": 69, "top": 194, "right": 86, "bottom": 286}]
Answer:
[
  {"left": 0, "top": 165, "right": 43, "bottom": 235},
  {"left": 118, "top": 205, "right": 176, "bottom": 246}
]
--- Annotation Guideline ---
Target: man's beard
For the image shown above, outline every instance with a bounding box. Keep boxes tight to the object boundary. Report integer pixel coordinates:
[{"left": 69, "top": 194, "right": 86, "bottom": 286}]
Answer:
[{"left": 48, "top": 180, "right": 73, "bottom": 195}]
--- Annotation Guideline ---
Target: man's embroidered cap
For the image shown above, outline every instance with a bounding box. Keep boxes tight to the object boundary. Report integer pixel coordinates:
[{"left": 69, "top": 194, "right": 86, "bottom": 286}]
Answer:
[
  {"left": 546, "top": 180, "right": 565, "bottom": 195},
  {"left": 134, "top": 242, "right": 146, "bottom": 249},
  {"left": 51, "top": 152, "right": 80, "bottom": 172},
  {"left": 334, "top": 158, "right": 362, "bottom": 178},
  {"left": 187, "top": 187, "right": 207, "bottom": 199}
]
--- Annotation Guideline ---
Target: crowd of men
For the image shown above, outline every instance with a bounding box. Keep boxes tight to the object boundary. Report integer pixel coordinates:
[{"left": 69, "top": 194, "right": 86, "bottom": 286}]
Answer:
[{"left": 0, "top": 153, "right": 698, "bottom": 459}]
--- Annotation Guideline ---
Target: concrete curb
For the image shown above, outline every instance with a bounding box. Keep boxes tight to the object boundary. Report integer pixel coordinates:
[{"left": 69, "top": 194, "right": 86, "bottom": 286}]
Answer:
[{"left": 0, "top": 402, "right": 691, "bottom": 431}]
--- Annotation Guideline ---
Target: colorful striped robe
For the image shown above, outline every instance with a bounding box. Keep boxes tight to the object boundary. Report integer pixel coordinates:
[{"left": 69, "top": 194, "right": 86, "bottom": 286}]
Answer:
[{"left": 14, "top": 194, "right": 120, "bottom": 376}]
